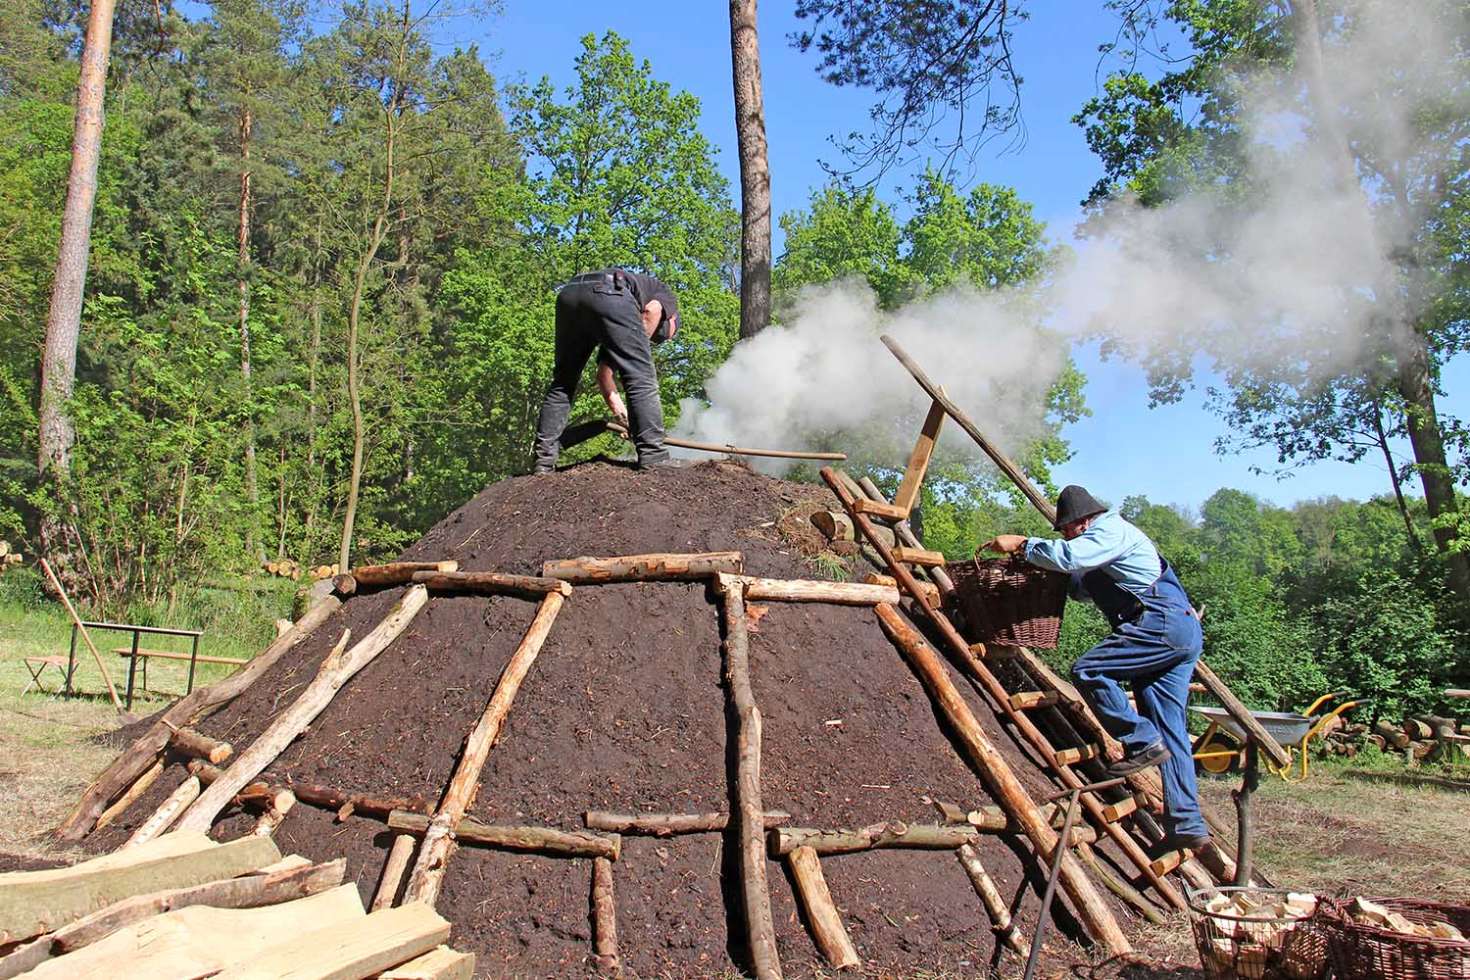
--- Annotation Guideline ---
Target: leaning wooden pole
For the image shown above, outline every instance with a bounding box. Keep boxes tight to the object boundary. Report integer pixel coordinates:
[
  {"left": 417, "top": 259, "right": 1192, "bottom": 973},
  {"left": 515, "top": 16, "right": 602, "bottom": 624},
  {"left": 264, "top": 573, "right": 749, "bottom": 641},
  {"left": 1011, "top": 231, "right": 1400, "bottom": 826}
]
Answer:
[
  {"left": 872, "top": 602, "right": 1130, "bottom": 956},
  {"left": 786, "top": 846, "right": 860, "bottom": 970},
  {"left": 57, "top": 595, "right": 342, "bottom": 841},
  {"left": 957, "top": 842, "right": 1027, "bottom": 954},
  {"left": 715, "top": 575, "right": 782, "bottom": 980},
  {"left": 175, "top": 590, "right": 425, "bottom": 832},
  {"left": 40, "top": 558, "right": 122, "bottom": 711},
  {"left": 403, "top": 590, "right": 565, "bottom": 907}
]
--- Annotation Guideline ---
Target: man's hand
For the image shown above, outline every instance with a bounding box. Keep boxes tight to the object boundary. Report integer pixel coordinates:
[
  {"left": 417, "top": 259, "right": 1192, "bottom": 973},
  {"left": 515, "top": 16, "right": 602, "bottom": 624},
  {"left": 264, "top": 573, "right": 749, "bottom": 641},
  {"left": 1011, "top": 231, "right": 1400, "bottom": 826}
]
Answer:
[
  {"left": 980, "top": 534, "right": 1028, "bottom": 555},
  {"left": 607, "top": 392, "right": 629, "bottom": 431}
]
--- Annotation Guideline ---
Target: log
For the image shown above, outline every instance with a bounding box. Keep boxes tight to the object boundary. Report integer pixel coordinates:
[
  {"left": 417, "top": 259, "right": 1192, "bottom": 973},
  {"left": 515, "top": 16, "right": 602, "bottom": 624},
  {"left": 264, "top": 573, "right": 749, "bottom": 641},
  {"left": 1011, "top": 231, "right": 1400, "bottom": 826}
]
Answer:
[
  {"left": 735, "top": 576, "right": 900, "bottom": 606},
  {"left": 542, "top": 551, "right": 744, "bottom": 584},
  {"left": 168, "top": 727, "right": 232, "bottom": 765},
  {"left": 389, "top": 811, "right": 621, "bottom": 859},
  {"left": 715, "top": 575, "right": 782, "bottom": 980},
  {"left": 351, "top": 560, "right": 459, "bottom": 588},
  {"left": 1409, "top": 739, "right": 1437, "bottom": 762},
  {"left": 125, "top": 775, "right": 201, "bottom": 847},
  {"left": 332, "top": 573, "right": 357, "bottom": 596},
  {"left": 605, "top": 419, "right": 847, "bottom": 461},
  {"left": 379, "top": 946, "right": 475, "bottom": 980},
  {"left": 591, "top": 856, "right": 622, "bottom": 976},
  {"left": 235, "top": 783, "right": 296, "bottom": 815},
  {"left": 786, "top": 846, "right": 860, "bottom": 970},
  {"left": 1374, "top": 718, "right": 1411, "bottom": 750},
  {"left": 40, "top": 558, "right": 123, "bottom": 712},
  {"left": 868, "top": 598, "right": 1132, "bottom": 955},
  {"left": 889, "top": 545, "right": 946, "bottom": 567},
  {"left": 411, "top": 569, "right": 572, "bottom": 599},
  {"left": 1404, "top": 718, "right": 1434, "bottom": 740},
  {"left": 771, "top": 822, "right": 978, "bottom": 856},
  {"left": 862, "top": 572, "right": 941, "bottom": 605},
  {"left": 1366, "top": 733, "right": 1388, "bottom": 751},
  {"left": 94, "top": 759, "right": 163, "bottom": 831},
  {"left": 50, "top": 858, "right": 344, "bottom": 954},
  {"left": 404, "top": 590, "right": 564, "bottom": 906},
  {"left": 211, "top": 901, "right": 450, "bottom": 980},
  {"left": 175, "top": 589, "right": 425, "bottom": 833},
  {"left": 812, "top": 511, "right": 896, "bottom": 547},
  {"left": 286, "top": 780, "right": 432, "bottom": 819},
  {"left": 373, "top": 834, "right": 417, "bottom": 911},
  {"left": 584, "top": 810, "right": 790, "bottom": 836},
  {"left": 57, "top": 594, "right": 343, "bottom": 841},
  {"left": 956, "top": 843, "right": 1026, "bottom": 954}
]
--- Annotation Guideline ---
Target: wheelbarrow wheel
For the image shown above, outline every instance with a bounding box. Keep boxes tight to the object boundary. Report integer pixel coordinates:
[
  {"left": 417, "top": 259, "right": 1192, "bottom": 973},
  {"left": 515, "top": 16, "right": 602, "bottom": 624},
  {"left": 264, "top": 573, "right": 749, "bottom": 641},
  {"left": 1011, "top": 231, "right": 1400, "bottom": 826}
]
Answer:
[{"left": 1193, "top": 729, "right": 1241, "bottom": 775}]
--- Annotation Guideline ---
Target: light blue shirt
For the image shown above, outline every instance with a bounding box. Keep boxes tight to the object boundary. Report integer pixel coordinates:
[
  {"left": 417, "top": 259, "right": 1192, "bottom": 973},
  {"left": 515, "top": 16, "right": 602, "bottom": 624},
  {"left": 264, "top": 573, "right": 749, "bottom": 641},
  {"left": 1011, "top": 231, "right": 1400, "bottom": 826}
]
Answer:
[{"left": 1023, "top": 510, "right": 1163, "bottom": 601}]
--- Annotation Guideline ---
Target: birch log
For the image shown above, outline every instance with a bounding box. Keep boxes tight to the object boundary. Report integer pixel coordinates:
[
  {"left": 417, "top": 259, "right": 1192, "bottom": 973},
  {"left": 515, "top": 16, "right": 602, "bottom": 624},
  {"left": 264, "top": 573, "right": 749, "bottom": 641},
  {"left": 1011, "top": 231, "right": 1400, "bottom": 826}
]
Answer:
[
  {"left": 592, "top": 857, "right": 621, "bottom": 976},
  {"left": 786, "top": 846, "right": 860, "bottom": 970},
  {"left": 956, "top": 843, "right": 1026, "bottom": 954},
  {"left": 543, "top": 552, "right": 743, "bottom": 584},
  {"left": 124, "top": 776, "right": 200, "bottom": 848}
]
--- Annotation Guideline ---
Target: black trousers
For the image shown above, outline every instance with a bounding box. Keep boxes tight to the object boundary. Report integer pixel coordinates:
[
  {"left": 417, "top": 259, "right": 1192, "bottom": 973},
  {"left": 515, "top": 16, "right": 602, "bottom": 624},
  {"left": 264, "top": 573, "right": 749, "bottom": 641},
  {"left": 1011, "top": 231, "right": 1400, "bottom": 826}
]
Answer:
[{"left": 532, "top": 278, "right": 668, "bottom": 469}]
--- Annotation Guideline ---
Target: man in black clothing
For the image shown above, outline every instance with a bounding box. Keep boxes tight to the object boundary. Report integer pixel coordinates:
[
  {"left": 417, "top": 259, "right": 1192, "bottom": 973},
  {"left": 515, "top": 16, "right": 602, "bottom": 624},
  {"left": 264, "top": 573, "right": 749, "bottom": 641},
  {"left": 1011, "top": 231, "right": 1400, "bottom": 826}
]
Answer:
[{"left": 531, "top": 269, "right": 680, "bottom": 473}]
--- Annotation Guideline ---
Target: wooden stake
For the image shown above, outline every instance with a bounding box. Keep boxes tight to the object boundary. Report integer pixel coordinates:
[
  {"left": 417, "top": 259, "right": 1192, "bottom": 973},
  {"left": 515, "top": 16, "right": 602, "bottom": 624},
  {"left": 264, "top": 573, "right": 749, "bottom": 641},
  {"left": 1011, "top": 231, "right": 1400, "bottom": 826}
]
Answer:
[
  {"left": 605, "top": 420, "right": 846, "bottom": 461},
  {"left": 956, "top": 843, "right": 1026, "bottom": 954},
  {"left": 403, "top": 591, "right": 564, "bottom": 907},
  {"left": 176, "top": 588, "right": 425, "bottom": 833},
  {"left": 786, "top": 846, "right": 860, "bottom": 970},
  {"left": 373, "top": 834, "right": 417, "bottom": 911},
  {"left": 411, "top": 569, "right": 571, "bottom": 599},
  {"left": 892, "top": 397, "right": 946, "bottom": 514},
  {"left": 168, "top": 727, "right": 232, "bottom": 765},
  {"left": 715, "top": 575, "right": 782, "bottom": 980},
  {"left": 94, "top": 759, "right": 163, "bottom": 831},
  {"left": 584, "top": 810, "right": 790, "bottom": 836},
  {"left": 57, "top": 595, "right": 343, "bottom": 841},
  {"left": 591, "top": 857, "right": 622, "bottom": 977},
  {"left": 389, "top": 811, "right": 620, "bottom": 859},
  {"left": 125, "top": 775, "right": 200, "bottom": 848},
  {"left": 542, "top": 552, "right": 743, "bottom": 584},
  {"left": 39, "top": 558, "right": 122, "bottom": 711}
]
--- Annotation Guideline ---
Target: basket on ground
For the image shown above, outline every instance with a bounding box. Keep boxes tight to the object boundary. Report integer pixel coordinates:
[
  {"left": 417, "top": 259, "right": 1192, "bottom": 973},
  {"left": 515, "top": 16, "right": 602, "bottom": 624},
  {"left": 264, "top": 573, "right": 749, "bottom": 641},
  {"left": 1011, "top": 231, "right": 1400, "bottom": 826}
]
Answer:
[
  {"left": 1318, "top": 897, "right": 1470, "bottom": 980},
  {"left": 1187, "top": 886, "right": 1327, "bottom": 980},
  {"left": 945, "top": 555, "right": 1068, "bottom": 649}
]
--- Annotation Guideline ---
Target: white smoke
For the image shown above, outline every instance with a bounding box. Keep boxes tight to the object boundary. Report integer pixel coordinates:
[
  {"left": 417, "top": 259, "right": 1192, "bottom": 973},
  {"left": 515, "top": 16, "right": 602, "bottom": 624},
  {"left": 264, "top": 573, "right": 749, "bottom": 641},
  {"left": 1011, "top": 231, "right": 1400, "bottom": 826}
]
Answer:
[{"left": 673, "top": 0, "right": 1469, "bottom": 473}]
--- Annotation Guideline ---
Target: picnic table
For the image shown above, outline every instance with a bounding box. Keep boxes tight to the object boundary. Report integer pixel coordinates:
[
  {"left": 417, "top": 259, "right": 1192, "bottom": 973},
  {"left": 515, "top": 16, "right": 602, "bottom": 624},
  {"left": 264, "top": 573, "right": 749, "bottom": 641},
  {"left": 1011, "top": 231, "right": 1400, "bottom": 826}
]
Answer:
[{"left": 65, "top": 621, "right": 211, "bottom": 709}]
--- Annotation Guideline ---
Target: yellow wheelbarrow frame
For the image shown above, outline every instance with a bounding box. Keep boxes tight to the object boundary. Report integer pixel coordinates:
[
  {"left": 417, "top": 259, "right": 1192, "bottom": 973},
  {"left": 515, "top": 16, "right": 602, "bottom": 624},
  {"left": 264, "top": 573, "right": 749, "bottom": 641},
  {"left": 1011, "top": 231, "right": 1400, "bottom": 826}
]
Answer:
[{"left": 1192, "top": 692, "right": 1363, "bottom": 781}]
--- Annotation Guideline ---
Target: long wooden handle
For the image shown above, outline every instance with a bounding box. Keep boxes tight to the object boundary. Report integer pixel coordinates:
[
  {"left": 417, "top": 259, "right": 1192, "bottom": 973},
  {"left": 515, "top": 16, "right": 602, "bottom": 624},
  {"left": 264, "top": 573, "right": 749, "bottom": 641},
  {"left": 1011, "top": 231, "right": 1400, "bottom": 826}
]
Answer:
[
  {"left": 40, "top": 558, "right": 122, "bottom": 711},
  {"left": 606, "top": 421, "right": 847, "bottom": 461}
]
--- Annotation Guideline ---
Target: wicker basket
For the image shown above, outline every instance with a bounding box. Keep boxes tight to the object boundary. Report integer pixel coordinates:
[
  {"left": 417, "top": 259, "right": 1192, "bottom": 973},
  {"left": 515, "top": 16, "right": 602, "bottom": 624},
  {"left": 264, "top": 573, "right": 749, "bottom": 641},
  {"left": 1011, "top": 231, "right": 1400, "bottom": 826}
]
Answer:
[
  {"left": 1318, "top": 897, "right": 1470, "bottom": 980},
  {"left": 1187, "top": 887, "right": 1328, "bottom": 980},
  {"left": 944, "top": 555, "right": 1068, "bottom": 649}
]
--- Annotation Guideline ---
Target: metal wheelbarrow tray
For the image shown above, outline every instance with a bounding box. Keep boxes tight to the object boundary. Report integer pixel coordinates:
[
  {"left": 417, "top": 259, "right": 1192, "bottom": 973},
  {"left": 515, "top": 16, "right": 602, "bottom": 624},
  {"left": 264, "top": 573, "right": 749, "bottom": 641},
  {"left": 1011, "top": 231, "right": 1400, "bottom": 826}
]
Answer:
[{"left": 1192, "top": 706, "right": 1315, "bottom": 746}]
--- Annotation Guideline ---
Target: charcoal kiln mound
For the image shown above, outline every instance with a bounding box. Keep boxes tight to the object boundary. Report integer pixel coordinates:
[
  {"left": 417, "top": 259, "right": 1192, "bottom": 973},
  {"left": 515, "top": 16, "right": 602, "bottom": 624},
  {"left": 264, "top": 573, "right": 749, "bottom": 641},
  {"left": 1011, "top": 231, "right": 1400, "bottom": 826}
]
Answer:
[{"left": 74, "top": 460, "right": 1144, "bottom": 977}]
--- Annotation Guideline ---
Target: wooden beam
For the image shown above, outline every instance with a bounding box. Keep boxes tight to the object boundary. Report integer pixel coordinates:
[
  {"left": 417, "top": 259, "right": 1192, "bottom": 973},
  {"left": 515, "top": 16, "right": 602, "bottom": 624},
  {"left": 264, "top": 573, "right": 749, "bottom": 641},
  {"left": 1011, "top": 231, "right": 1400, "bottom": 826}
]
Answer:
[
  {"left": 850, "top": 497, "right": 908, "bottom": 521},
  {"left": 786, "top": 847, "right": 860, "bottom": 970},
  {"left": 889, "top": 546, "right": 946, "bottom": 567},
  {"left": 211, "top": 901, "right": 450, "bottom": 980},
  {"left": 1009, "top": 691, "right": 1059, "bottom": 710},
  {"left": 856, "top": 477, "right": 954, "bottom": 595},
  {"left": 542, "top": 552, "right": 743, "bottom": 584},
  {"left": 411, "top": 569, "right": 571, "bottom": 599},
  {"left": 402, "top": 590, "right": 564, "bottom": 907},
  {"left": 125, "top": 775, "right": 201, "bottom": 847},
  {"left": 892, "top": 398, "right": 946, "bottom": 514},
  {"left": 379, "top": 946, "right": 475, "bottom": 980},
  {"left": 1100, "top": 797, "right": 1138, "bottom": 823},
  {"left": 389, "top": 811, "right": 620, "bottom": 860},
  {"left": 584, "top": 810, "right": 790, "bottom": 836},
  {"left": 93, "top": 759, "right": 162, "bottom": 831},
  {"left": 175, "top": 587, "right": 426, "bottom": 833},
  {"left": 1054, "top": 745, "right": 1100, "bottom": 766}
]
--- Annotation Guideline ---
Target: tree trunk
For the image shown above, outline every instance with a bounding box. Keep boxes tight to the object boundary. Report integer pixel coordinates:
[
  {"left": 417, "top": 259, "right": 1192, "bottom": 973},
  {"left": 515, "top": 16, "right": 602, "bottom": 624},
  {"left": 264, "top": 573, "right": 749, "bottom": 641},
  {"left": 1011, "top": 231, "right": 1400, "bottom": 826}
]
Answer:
[
  {"left": 303, "top": 220, "right": 323, "bottom": 554},
  {"left": 1369, "top": 392, "right": 1423, "bottom": 552},
  {"left": 237, "top": 105, "right": 261, "bottom": 564},
  {"left": 37, "top": 0, "right": 117, "bottom": 555},
  {"left": 730, "top": 0, "right": 771, "bottom": 339}
]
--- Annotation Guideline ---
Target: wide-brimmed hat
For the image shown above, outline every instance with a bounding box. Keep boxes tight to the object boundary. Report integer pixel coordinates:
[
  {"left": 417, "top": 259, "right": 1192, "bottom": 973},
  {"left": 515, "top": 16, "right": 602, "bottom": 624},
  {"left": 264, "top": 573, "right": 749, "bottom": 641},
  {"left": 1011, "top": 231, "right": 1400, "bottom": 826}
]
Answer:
[{"left": 1055, "top": 485, "right": 1107, "bottom": 528}]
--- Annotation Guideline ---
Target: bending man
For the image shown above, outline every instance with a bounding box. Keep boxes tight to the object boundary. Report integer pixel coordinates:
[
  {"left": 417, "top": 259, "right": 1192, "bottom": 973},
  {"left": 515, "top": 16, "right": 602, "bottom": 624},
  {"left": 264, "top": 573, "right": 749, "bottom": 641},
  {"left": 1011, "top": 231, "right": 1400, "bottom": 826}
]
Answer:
[
  {"left": 532, "top": 268, "right": 680, "bottom": 473},
  {"left": 983, "top": 485, "right": 1209, "bottom": 852}
]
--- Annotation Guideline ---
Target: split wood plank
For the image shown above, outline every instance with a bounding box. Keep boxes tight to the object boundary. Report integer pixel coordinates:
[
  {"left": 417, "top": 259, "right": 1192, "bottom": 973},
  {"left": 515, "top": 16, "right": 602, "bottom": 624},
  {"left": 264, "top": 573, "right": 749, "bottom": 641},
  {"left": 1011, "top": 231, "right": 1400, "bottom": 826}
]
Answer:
[
  {"left": 735, "top": 576, "right": 899, "bottom": 606},
  {"left": 592, "top": 856, "right": 622, "bottom": 977},
  {"left": 850, "top": 497, "right": 908, "bottom": 521},
  {"left": 373, "top": 834, "right": 417, "bottom": 911},
  {"left": 177, "top": 587, "right": 426, "bottom": 833},
  {"left": 411, "top": 569, "right": 571, "bottom": 599},
  {"left": 956, "top": 843, "right": 1026, "bottom": 954},
  {"left": 771, "top": 823, "right": 978, "bottom": 856},
  {"left": 1054, "top": 745, "right": 1100, "bottom": 766},
  {"left": 93, "top": 759, "right": 163, "bottom": 831},
  {"left": 58, "top": 594, "right": 343, "bottom": 841},
  {"left": 379, "top": 946, "right": 476, "bottom": 980},
  {"left": 167, "top": 726, "right": 232, "bottom": 764},
  {"left": 403, "top": 590, "right": 565, "bottom": 907},
  {"left": 542, "top": 551, "right": 743, "bottom": 584},
  {"left": 1100, "top": 797, "right": 1138, "bottom": 823},
  {"left": 892, "top": 397, "right": 946, "bottom": 515},
  {"left": 584, "top": 810, "right": 790, "bottom": 836},
  {"left": 715, "top": 574, "right": 782, "bottom": 980},
  {"left": 786, "top": 846, "right": 860, "bottom": 970},
  {"left": 889, "top": 545, "right": 946, "bottom": 567},
  {"left": 390, "top": 811, "right": 620, "bottom": 859},
  {"left": 1009, "top": 691, "right": 1059, "bottom": 710},
  {"left": 0, "top": 833, "right": 280, "bottom": 946},
  {"left": 126, "top": 774, "right": 201, "bottom": 847},
  {"left": 213, "top": 900, "right": 451, "bottom": 980}
]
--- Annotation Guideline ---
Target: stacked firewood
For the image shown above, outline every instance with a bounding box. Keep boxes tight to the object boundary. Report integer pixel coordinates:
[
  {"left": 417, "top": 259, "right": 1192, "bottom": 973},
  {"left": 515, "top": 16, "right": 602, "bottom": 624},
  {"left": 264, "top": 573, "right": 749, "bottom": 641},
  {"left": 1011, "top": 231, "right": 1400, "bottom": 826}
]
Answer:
[
  {"left": 260, "top": 560, "right": 340, "bottom": 580},
  {"left": 0, "top": 540, "right": 22, "bottom": 570},
  {"left": 1319, "top": 714, "right": 1470, "bottom": 764}
]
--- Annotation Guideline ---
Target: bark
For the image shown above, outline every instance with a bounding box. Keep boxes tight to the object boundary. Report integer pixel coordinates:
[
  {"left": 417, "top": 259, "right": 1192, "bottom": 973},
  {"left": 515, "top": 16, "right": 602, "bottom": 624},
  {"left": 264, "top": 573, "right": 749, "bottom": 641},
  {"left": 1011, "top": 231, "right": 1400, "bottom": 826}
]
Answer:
[
  {"left": 38, "top": 0, "right": 117, "bottom": 551},
  {"left": 730, "top": 0, "right": 771, "bottom": 339},
  {"left": 583, "top": 810, "right": 789, "bottom": 836},
  {"left": 956, "top": 843, "right": 1026, "bottom": 954},
  {"left": 237, "top": 105, "right": 261, "bottom": 563}
]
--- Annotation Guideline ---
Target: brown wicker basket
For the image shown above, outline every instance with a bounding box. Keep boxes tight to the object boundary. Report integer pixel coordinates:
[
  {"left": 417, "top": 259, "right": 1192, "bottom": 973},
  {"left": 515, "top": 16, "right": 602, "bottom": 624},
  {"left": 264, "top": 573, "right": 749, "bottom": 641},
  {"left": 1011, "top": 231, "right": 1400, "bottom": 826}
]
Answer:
[
  {"left": 1318, "top": 897, "right": 1470, "bottom": 980},
  {"left": 944, "top": 555, "right": 1068, "bottom": 649},
  {"left": 1187, "top": 887, "right": 1328, "bottom": 980}
]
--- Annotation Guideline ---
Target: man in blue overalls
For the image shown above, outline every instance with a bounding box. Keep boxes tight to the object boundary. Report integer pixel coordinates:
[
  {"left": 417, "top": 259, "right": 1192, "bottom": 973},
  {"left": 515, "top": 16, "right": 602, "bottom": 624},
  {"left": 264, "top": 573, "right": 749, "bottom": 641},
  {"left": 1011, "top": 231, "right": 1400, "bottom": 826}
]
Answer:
[{"left": 983, "top": 485, "right": 1209, "bottom": 852}]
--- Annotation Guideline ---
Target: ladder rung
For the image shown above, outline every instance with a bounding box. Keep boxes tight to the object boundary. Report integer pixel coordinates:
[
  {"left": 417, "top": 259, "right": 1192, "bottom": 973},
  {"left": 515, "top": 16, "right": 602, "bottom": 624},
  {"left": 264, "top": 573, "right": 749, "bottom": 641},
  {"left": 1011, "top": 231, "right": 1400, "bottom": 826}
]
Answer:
[
  {"left": 891, "top": 546, "right": 946, "bottom": 567},
  {"left": 1100, "top": 797, "right": 1137, "bottom": 822},
  {"left": 1009, "top": 691, "right": 1059, "bottom": 710},
  {"left": 1148, "top": 848, "right": 1191, "bottom": 877},
  {"left": 852, "top": 497, "right": 909, "bottom": 521},
  {"left": 982, "top": 644, "right": 1019, "bottom": 659},
  {"left": 1054, "top": 744, "right": 1099, "bottom": 766}
]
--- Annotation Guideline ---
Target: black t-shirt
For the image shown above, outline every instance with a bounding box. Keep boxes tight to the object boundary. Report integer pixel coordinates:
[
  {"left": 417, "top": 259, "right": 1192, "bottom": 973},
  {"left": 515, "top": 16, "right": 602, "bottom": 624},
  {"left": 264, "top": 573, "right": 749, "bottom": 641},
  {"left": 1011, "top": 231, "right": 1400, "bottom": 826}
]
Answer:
[{"left": 617, "top": 270, "right": 678, "bottom": 328}]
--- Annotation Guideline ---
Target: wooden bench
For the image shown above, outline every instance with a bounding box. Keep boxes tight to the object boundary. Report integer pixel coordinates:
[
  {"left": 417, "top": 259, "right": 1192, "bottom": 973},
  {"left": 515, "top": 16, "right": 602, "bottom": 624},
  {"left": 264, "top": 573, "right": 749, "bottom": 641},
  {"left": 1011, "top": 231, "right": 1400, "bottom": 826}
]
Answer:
[
  {"left": 112, "top": 648, "right": 246, "bottom": 704},
  {"left": 21, "top": 655, "right": 70, "bottom": 695}
]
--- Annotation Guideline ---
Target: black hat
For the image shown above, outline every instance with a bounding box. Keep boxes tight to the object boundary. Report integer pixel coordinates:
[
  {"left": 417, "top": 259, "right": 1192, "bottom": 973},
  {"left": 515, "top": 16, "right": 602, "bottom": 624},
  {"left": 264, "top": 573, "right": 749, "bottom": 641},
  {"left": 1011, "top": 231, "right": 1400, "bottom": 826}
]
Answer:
[{"left": 1055, "top": 485, "right": 1107, "bottom": 528}]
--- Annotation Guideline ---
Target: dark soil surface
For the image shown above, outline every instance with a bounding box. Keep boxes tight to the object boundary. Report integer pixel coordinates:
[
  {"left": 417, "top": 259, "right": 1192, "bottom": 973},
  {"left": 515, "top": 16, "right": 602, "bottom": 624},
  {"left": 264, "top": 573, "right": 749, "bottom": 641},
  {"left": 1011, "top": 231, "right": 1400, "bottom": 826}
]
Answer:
[{"left": 85, "top": 460, "right": 1137, "bottom": 977}]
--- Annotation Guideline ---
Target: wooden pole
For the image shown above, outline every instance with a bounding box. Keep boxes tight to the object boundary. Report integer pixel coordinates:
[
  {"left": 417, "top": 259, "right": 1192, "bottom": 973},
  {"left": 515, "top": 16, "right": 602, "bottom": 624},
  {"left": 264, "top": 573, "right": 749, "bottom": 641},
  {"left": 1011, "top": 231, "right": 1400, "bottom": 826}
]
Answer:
[
  {"left": 411, "top": 569, "right": 571, "bottom": 599},
  {"left": 94, "top": 760, "right": 163, "bottom": 831},
  {"left": 350, "top": 560, "right": 458, "bottom": 588},
  {"left": 57, "top": 595, "right": 342, "bottom": 841},
  {"left": 770, "top": 823, "right": 979, "bottom": 856},
  {"left": 403, "top": 591, "right": 564, "bottom": 907},
  {"left": 870, "top": 600, "right": 1131, "bottom": 956},
  {"left": 734, "top": 576, "right": 900, "bottom": 606},
  {"left": 39, "top": 558, "right": 122, "bottom": 711},
  {"left": 591, "top": 856, "right": 622, "bottom": 977},
  {"left": 606, "top": 420, "right": 846, "bottom": 461},
  {"left": 715, "top": 575, "right": 782, "bottom": 980},
  {"left": 542, "top": 552, "right": 743, "bottom": 584},
  {"left": 855, "top": 478, "right": 953, "bottom": 595},
  {"left": 584, "top": 810, "right": 789, "bottom": 836},
  {"left": 956, "top": 843, "right": 1026, "bottom": 954},
  {"left": 373, "top": 834, "right": 417, "bottom": 911},
  {"left": 786, "top": 846, "right": 860, "bottom": 970},
  {"left": 286, "top": 781, "right": 432, "bottom": 820},
  {"left": 389, "top": 811, "right": 620, "bottom": 859},
  {"left": 168, "top": 727, "right": 232, "bottom": 765},
  {"left": 125, "top": 775, "right": 200, "bottom": 847},
  {"left": 175, "top": 589, "right": 425, "bottom": 833}
]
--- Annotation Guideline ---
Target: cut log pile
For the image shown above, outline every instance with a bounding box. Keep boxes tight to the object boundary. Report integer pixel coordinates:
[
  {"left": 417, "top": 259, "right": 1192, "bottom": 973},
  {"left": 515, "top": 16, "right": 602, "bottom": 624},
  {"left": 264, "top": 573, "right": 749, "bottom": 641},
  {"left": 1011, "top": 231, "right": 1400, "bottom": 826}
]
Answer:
[
  {"left": 0, "top": 832, "right": 469, "bottom": 980},
  {"left": 0, "top": 540, "right": 22, "bottom": 570},
  {"left": 1323, "top": 714, "right": 1470, "bottom": 764}
]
